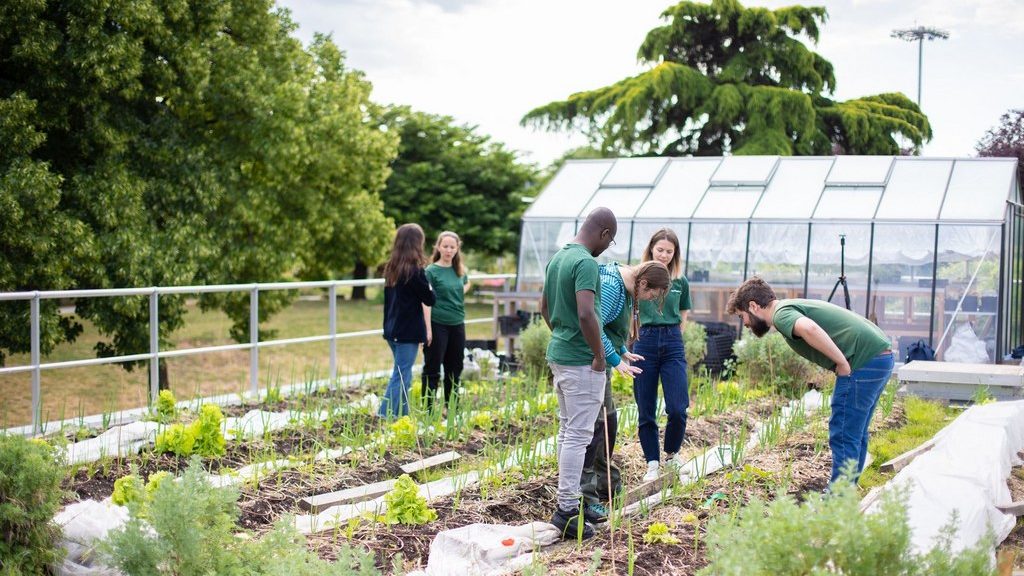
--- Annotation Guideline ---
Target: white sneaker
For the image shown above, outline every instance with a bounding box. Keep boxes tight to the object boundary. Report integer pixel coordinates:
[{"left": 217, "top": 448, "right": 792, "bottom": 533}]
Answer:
[
  {"left": 642, "top": 460, "right": 661, "bottom": 482},
  {"left": 665, "top": 452, "right": 685, "bottom": 470}
]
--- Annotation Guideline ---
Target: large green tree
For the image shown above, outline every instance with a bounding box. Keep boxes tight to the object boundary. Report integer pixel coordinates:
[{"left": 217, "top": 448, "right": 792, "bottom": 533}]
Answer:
[
  {"left": 523, "top": 0, "right": 931, "bottom": 156},
  {"left": 374, "top": 106, "right": 535, "bottom": 264},
  {"left": 0, "top": 1, "right": 396, "bottom": 381}
]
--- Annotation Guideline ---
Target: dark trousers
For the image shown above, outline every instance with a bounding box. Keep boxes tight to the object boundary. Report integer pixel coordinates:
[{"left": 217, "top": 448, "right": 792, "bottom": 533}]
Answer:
[
  {"left": 632, "top": 325, "right": 689, "bottom": 463},
  {"left": 581, "top": 370, "right": 620, "bottom": 504},
  {"left": 421, "top": 321, "right": 465, "bottom": 412}
]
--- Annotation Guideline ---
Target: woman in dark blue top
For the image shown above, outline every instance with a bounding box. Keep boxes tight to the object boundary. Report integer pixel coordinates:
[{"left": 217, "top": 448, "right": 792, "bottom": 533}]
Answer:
[{"left": 379, "top": 223, "right": 435, "bottom": 418}]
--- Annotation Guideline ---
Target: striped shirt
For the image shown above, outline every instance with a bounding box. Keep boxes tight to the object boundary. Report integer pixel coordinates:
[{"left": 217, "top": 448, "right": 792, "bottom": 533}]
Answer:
[{"left": 598, "top": 263, "right": 629, "bottom": 367}]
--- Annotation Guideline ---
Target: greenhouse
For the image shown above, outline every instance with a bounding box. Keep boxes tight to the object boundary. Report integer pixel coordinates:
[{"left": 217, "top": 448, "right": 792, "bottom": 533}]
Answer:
[{"left": 517, "top": 156, "right": 1023, "bottom": 363}]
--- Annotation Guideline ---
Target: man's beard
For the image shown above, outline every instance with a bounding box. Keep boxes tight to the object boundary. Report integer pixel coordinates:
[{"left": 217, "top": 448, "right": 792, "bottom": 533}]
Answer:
[{"left": 749, "top": 314, "right": 770, "bottom": 337}]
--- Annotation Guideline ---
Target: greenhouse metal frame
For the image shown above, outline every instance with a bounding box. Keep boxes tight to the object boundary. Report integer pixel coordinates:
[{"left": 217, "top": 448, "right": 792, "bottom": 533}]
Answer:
[{"left": 518, "top": 156, "right": 1022, "bottom": 364}]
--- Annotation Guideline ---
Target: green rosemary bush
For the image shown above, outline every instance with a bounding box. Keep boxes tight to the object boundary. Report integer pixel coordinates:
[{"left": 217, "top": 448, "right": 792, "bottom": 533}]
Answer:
[
  {"left": 700, "top": 476, "right": 994, "bottom": 576},
  {"left": 0, "top": 435, "right": 65, "bottom": 574},
  {"left": 518, "top": 318, "right": 551, "bottom": 379}
]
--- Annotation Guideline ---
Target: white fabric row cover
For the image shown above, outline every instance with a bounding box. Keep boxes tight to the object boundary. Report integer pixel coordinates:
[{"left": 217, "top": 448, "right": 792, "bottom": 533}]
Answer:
[{"left": 525, "top": 156, "right": 1018, "bottom": 222}]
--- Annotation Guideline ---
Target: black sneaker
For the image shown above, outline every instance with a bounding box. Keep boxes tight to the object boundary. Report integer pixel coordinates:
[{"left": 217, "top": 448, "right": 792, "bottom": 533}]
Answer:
[
  {"left": 550, "top": 507, "right": 595, "bottom": 540},
  {"left": 583, "top": 502, "right": 608, "bottom": 524}
]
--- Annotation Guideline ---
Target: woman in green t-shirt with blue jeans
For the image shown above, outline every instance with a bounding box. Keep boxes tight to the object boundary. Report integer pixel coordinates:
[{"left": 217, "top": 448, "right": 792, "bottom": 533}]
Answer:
[
  {"left": 633, "top": 228, "right": 692, "bottom": 481},
  {"left": 422, "top": 231, "right": 471, "bottom": 414}
]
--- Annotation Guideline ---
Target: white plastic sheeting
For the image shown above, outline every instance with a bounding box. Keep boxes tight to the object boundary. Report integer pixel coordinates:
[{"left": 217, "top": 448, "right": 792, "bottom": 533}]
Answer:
[
  {"left": 409, "top": 522, "right": 561, "bottom": 576},
  {"left": 55, "top": 499, "right": 129, "bottom": 576},
  {"left": 863, "top": 400, "right": 1024, "bottom": 556}
]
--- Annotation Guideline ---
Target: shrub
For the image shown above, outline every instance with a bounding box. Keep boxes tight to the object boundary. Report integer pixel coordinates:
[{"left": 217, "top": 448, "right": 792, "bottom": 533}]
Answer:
[
  {"left": 518, "top": 318, "right": 551, "bottom": 379},
  {"left": 732, "top": 328, "right": 820, "bottom": 397},
  {"left": 0, "top": 435, "right": 66, "bottom": 574},
  {"left": 683, "top": 321, "right": 707, "bottom": 368},
  {"left": 700, "top": 474, "right": 994, "bottom": 576},
  {"left": 383, "top": 474, "right": 437, "bottom": 525},
  {"left": 101, "top": 458, "right": 378, "bottom": 575},
  {"left": 155, "top": 389, "right": 177, "bottom": 422}
]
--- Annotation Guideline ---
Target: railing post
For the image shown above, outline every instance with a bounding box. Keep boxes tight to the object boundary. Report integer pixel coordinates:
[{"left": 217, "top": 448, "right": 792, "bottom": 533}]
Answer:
[
  {"left": 149, "top": 290, "right": 159, "bottom": 405},
  {"left": 329, "top": 283, "right": 337, "bottom": 387},
  {"left": 250, "top": 285, "right": 259, "bottom": 396},
  {"left": 30, "top": 294, "right": 40, "bottom": 435}
]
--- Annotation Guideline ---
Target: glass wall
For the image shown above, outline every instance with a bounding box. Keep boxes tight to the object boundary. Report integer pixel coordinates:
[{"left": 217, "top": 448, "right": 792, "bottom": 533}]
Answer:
[
  {"left": 805, "top": 224, "right": 871, "bottom": 316},
  {"left": 687, "top": 222, "right": 747, "bottom": 322},
  {"left": 870, "top": 224, "right": 937, "bottom": 359},
  {"left": 933, "top": 225, "right": 1001, "bottom": 362},
  {"left": 629, "top": 222, "right": 689, "bottom": 267},
  {"left": 516, "top": 220, "right": 575, "bottom": 292},
  {"left": 746, "top": 223, "right": 808, "bottom": 299}
]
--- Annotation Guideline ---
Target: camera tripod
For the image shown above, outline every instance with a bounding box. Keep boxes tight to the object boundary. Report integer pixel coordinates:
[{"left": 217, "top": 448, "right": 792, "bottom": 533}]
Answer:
[{"left": 827, "top": 234, "right": 852, "bottom": 310}]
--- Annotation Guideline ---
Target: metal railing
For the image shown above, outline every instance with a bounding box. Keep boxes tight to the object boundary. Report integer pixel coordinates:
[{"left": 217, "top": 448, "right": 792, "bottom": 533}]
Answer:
[{"left": 0, "top": 274, "right": 516, "bottom": 434}]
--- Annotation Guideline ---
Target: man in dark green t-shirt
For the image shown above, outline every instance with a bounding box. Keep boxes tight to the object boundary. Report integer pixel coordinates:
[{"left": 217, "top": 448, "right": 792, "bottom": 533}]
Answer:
[
  {"left": 726, "top": 277, "right": 894, "bottom": 484},
  {"left": 539, "top": 207, "right": 617, "bottom": 540}
]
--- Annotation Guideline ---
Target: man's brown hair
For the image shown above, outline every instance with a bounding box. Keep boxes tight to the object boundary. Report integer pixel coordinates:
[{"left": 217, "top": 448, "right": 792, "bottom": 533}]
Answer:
[{"left": 725, "top": 277, "right": 777, "bottom": 315}]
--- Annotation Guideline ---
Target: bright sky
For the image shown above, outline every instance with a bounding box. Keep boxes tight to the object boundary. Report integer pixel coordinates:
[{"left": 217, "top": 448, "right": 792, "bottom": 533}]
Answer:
[{"left": 277, "top": 0, "right": 1024, "bottom": 167}]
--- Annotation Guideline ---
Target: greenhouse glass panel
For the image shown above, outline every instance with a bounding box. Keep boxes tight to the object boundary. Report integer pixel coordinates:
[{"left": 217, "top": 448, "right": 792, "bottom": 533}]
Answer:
[
  {"left": 629, "top": 222, "right": 688, "bottom": 266},
  {"left": 686, "top": 223, "right": 747, "bottom": 323},
  {"left": 746, "top": 224, "right": 808, "bottom": 295},
  {"left": 516, "top": 220, "right": 576, "bottom": 291},
  {"left": 602, "top": 157, "right": 669, "bottom": 187},
  {"left": 693, "top": 186, "right": 764, "bottom": 219},
  {"left": 933, "top": 225, "right": 1001, "bottom": 362},
  {"left": 524, "top": 160, "right": 612, "bottom": 218},
  {"left": 636, "top": 158, "right": 719, "bottom": 218},
  {"left": 581, "top": 187, "right": 652, "bottom": 220},
  {"left": 753, "top": 158, "right": 832, "bottom": 219},
  {"left": 813, "top": 187, "right": 884, "bottom": 220},
  {"left": 710, "top": 156, "right": 778, "bottom": 185},
  {"left": 940, "top": 160, "right": 1017, "bottom": 221},
  {"left": 875, "top": 159, "right": 953, "bottom": 220},
  {"left": 806, "top": 224, "right": 871, "bottom": 317},
  {"left": 870, "top": 224, "right": 937, "bottom": 356},
  {"left": 592, "top": 221, "right": 632, "bottom": 265},
  {"left": 825, "top": 156, "right": 893, "bottom": 185}
]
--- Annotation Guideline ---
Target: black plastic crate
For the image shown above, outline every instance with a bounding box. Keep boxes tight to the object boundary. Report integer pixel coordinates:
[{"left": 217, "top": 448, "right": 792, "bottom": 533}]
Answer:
[{"left": 498, "top": 315, "right": 524, "bottom": 336}]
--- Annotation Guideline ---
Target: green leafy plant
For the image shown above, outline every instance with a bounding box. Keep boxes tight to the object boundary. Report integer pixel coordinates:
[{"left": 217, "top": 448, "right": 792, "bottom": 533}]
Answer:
[
  {"left": 469, "top": 411, "right": 494, "bottom": 431},
  {"left": 155, "top": 389, "right": 178, "bottom": 422},
  {"left": 733, "top": 328, "right": 820, "bottom": 397},
  {"left": 389, "top": 416, "right": 418, "bottom": 450},
  {"left": 683, "top": 321, "right": 708, "bottom": 368},
  {"left": 383, "top": 474, "right": 437, "bottom": 525},
  {"left": 0, "top": 435, "right": 66, "bottom": 574},
  {"left": 112, "top": 473, "right": 145, "bottom": 506},
  {"left": 700, "top": 473, "right": 994, "bottom": 575},
  {"left": 642, "top": 522, "right": 680, "bottom": 545},
  {"left": 518, "top": 318, "right": 551, "bottom": 379},
  {"left": 191, "top": 404, "right": 227, "bottom": 457},
  {"left": 155, "top": 423, "right": 197, "bottom": 457}
]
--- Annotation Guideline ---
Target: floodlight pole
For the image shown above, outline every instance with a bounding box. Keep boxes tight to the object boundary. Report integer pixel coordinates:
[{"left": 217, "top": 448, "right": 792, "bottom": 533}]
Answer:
[{"left": 891, "top": 26, "right": 949, "bottom": 107}]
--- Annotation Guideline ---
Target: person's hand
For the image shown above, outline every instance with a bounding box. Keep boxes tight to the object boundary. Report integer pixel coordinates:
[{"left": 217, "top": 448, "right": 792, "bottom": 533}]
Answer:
[
  {"left": 622, "top": 351, "right": 645, "bottom": 363},
  {"left": 591, "top": 357, "right": 606, "bottom": 373},
  {"left": 426, "top": 329, "right": 432, "bottom": 347},
  {"left": 614, "top": 362, "right": 642, "bottom": 378},
  {"left": 835, "top": 361, "right": 852, "bottom": 377}
]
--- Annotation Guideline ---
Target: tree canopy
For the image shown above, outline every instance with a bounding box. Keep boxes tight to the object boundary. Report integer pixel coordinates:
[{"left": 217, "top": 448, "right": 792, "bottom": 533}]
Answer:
[
  {"left": 378, "top": 107, "right": 537, "bottom": 258},
  {"left": 0, "top": 0, "right": 397, "bottom": 371},
  {"left": 522, "top": 0, "right": 932, "bottom": 157},
  {"left": 976, "top": 108, "right": 1024, "bottom": 187}
]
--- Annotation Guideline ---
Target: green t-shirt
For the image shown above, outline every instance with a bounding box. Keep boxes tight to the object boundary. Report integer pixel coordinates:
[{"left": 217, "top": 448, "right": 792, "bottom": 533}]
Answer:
[
  {"left": 772, "top": 299, "right": 890, "bottom": 372},
  {"left": 425, "top": 263, "right": 468, "bottom": 325},
  {"left": 639, "top": 276, "right": 691, "bottom": 326},
  {"left": 544, "top": 243, "right": 601, "bottom": 366}
]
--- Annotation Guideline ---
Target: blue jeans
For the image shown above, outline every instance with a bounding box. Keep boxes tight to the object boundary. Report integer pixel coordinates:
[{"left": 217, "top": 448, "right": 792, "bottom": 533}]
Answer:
[
  {"left": 829, "top": 352, "right": 894, "bottom": 483},
  {"left": 632, "top": 325, "right": 689, "bottom": 463},
  {"left": 379, "top": 341, "right": 419, "bottom": 418}
]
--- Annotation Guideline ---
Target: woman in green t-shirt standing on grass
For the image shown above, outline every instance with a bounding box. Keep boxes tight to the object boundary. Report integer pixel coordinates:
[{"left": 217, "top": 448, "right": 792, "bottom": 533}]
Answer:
[
  {"left": 422, "top": 231, "right": 471, "bottom": 414},
  {"left": 633, "top": 228, "right": 693, "bottom": 482}
]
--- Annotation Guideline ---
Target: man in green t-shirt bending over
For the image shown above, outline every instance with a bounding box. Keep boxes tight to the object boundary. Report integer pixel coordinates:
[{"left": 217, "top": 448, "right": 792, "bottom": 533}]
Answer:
[
  {"left": 540, "top": 207, "right": 617, "bottom": 539},
  {"left": 726, "top": 277, "right": 893, "bottom": 484}
]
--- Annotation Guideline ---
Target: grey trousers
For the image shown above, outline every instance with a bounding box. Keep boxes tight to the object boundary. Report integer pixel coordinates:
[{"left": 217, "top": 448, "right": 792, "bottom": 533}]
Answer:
[{"left": 550, "top": 362, "right": 606, "bottom": 512}]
